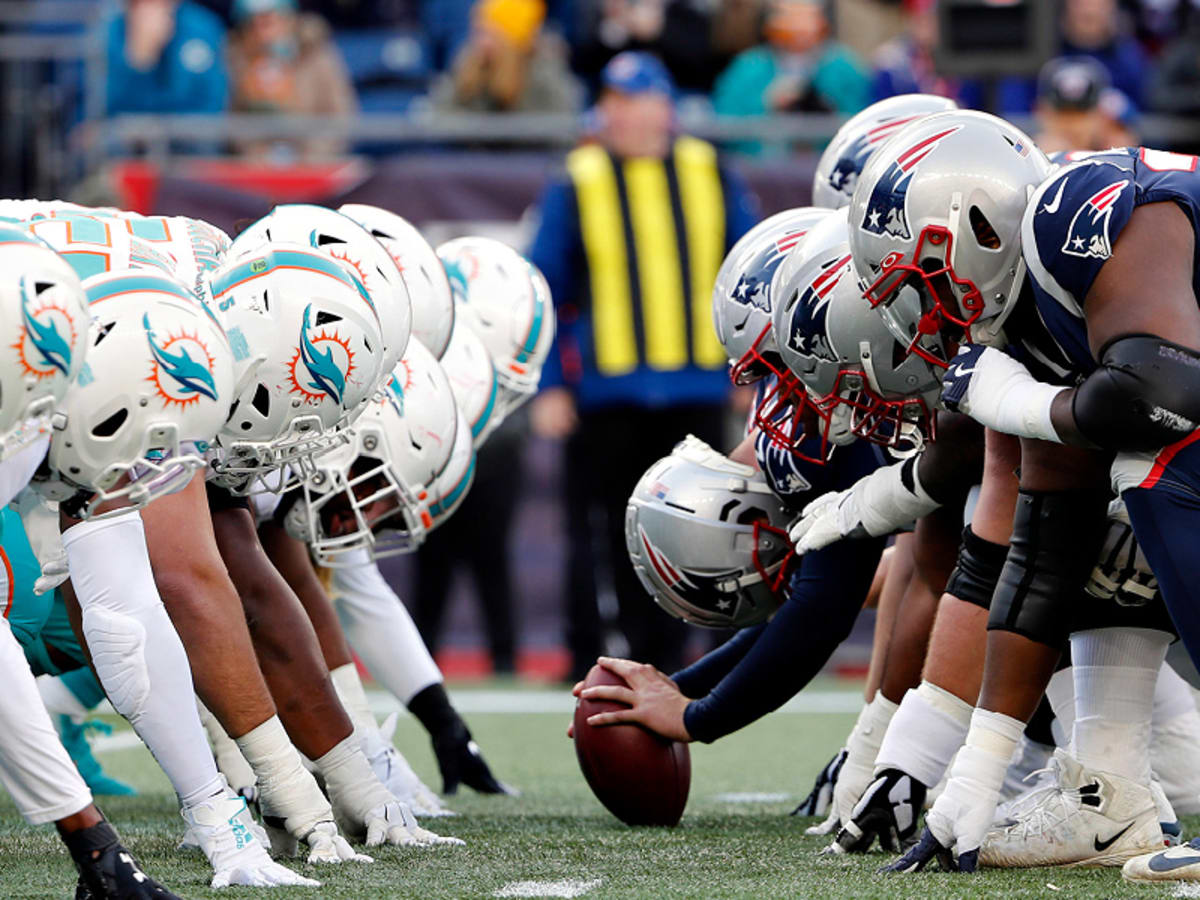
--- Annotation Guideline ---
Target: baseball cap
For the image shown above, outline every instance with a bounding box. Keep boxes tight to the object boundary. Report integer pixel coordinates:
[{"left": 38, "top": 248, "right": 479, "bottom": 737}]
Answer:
[
  {"left": 1037, "top": 56, "right": 1111, "bottom": 111},
  {"left": 601, "top": 52, "right": 674, "bottom": 97}
]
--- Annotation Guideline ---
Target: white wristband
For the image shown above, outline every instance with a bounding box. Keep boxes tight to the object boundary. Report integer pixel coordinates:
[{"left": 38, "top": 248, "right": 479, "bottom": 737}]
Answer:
[
  {"left": 962, "top": 350, "right": 1067, "bottom": 443},
  {"left": 856, "top": 457, "right": 940, "bottom": 537}
]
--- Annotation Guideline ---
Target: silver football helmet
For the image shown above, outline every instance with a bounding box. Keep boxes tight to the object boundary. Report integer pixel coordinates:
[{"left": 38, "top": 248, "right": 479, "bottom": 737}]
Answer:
[
  {"left": 812, "top": 94, "right": 959, "bottom": 210},
  {"left": 625, "top": 435, "right": 794, "bottom": 630},
  {"left": 848, "top": 110, "right": 1051, "bottom": 362},
  {"left": 772, "top": 209, "right": 942, "bottom": 460},
  {"left": 712, "top": 207, "right": 831, "bottom": 386}
]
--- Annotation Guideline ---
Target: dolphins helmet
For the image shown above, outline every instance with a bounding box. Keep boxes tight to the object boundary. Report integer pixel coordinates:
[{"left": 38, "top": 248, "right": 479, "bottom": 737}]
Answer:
[
  {"left": 338, "top": 204, "right": 456, "bottom": 359},
  {"left": 712, "top": 207, "right": 831, "bottom": 387},
  {"left": 233, "top": 204, "right": 411, "bottom": 380},
  {"left": 0, "top": 226, "right": 90, "bottom": 459},
  {"left": 625, "top": 435, "right": 795, "bottom": 629},
  {"left": 287, "top": 338, "right": 458, "bottom": 563},
  {"left": 812, "top": 94, "right": 959, "bottom": 209},
  {"left": 771, "top": 209, "right": 943, "bottom": 461},
  {"left": 436, "top": 236, "right": 554, "bottom": 417},
  {"left": 438, "top": 312, "right": 500, "bottom": 449},
  {"left": 207, "top": 243, "right": 385, "bottom": 490},
  {"left": 45, "top": 269, "right": 234, "bottom": 516},
  {"left": 23, "top": 211, "right": 177, "bottom": 280},
  {"left": 426, "top": 406, "right": 475, "bottom": 532},
  {"left": 849, "top": 111, "right": 1051, "bottom": 362}
]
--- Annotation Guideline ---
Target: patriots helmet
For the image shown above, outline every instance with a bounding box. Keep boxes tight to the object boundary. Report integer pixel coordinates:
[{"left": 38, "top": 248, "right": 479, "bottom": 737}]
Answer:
[
  {"left": 207, "top": 243, "right": 385, "bottom": 491},
  {"left": 625, "top": 435, "right": 794, "bottom": 629},
  {"left": 712, "top": 207, "right": 831, "bottom": 386},
  {"left": 813, "top": 94, "right": 958, "bottom": 210},
  {"left": 44, "top": 269, "right": 234, "bottom": 516},
  {"left": 849, "top": 111, "right": 1050, "bottom": 363}
]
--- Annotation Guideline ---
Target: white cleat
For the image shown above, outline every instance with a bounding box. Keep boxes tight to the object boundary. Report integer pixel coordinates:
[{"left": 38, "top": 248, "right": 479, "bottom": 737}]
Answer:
[
  {"left": 1124, "top": 837, "right": 1200, "bottom": 882},
  {"left": 981, "top": 749, "right": 1162, "bottom": 869},
  {"left": 997, "top": 735, "right": 1054, "bottom": 812},
  {"left": 182, "top": 790, "right": 321, "bottom": 888},
  {"left": 366, "top": 714, "right": 455, "bottom": 817}
]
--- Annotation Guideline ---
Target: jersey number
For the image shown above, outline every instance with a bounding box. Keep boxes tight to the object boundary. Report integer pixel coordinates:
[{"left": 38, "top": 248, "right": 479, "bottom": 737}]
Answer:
[{"left": 1139, "top": 148, "right": 1199, "bottom": 173}]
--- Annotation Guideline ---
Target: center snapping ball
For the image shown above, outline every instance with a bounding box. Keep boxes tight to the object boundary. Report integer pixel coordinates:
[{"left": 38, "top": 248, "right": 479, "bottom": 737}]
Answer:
[{"left": 572, "top": 664, "right": 690, "bottom": 826}]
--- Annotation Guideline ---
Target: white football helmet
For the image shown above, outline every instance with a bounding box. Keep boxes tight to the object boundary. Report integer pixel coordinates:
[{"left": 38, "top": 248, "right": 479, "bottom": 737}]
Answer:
[
  {"left": 438, "top": 313, "right": 500, "bottom": 449},
  {"left": 0, "top": 226, "right": 89, "bottom": 459},
  {"left": 426, "top": 406, "right": 475, "bottom": 531},
  {"left": 233, "top": 203, "right": 411, "bottom": 380},
  {"left": 812, "top": 94, "right": 959, "bottom": 209},
  {"left": 207, "top": 243, "right": 385, "bottom": 490},
  {"left": 23, "top": 211, "right": 177, "bottom": 280},
  {"left": 712, "top": 207, "right": 831, "bottom": 386},
  {"left": 338, "top": 204, "right": 456, "bottom": 359},
  {"left": 286, "top": 338, "right": 459, "bottom": 563},
  {"left": 45, "top": 269, "right": 234, "bottom": 516},
  {"left": 625, "top": 436, "right": 794, "bottom": 629},
  {"left": 436, "top": 236, "right": 554, "bottom": 418},
  {"left": 849, "top": 110, "right": 1051, "bottom": 360}
]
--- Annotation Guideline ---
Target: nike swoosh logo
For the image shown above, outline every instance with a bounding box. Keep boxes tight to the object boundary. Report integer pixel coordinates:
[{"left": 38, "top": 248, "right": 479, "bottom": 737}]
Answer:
[
  {"left": 1041, "top": 178, "right": 1068, "bottom": 215},
  {"left": 1094, "top": 822, "right": 1134, "bottom": 852},
  {"left": 949, "top": 365, "right": 976, "bottom": 379},
  {"left": 1148, "top": 846, "right": 1200, "bottom": 872}
]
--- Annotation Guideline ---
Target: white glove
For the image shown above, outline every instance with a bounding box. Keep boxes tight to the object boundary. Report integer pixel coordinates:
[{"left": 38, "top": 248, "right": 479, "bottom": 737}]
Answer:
[
  {"left": 940, "top": 344, "right": 1065, "bottom": 443},
  {"left": 789, "top": 457, "right": 938, "bottom": 553},
  {"left": 366, "top": 712, "right": 455, "bottom": 817},
  {"left": 362, "top": 801, "right": 466, "bottom": 848},
  {"left": 11, "top": 488, "right": 68, "bottom": 594},
  {"left": 303, "top": 821, "right": 373, "bottom": 864}
]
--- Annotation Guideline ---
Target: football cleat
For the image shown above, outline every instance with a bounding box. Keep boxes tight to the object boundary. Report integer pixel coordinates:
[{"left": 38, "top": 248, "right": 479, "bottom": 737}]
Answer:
[
  {"left": 793, "top": 747, "right": 847, "bottom": 818},
  {"left": 831, "top": 768, "right": 926, "bottom": 854},
  {"left": 434, "top": 723, "right": 518, "bottom": 796},
  {"left": 996, "top": 735, "right": 1053, "bottom": 812},
  {"left": 66, "top": 820, "right": 182, "bottom": 899},
  {"left": 366, "top": 712, "right": 454, "bottom": 817},
  {"left": 1124, "top": 836, "right": 1200, "bottom": 882},
  {"left": 980, "top": 749, "right": 1161, "bottom": 868}
]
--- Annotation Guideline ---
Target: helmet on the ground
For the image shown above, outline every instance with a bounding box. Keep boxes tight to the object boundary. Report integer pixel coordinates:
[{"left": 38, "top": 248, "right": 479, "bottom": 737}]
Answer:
[
  {"left": 813, "top": 94, "right": 959, "bottom": 209},
  {"left": 338, "top": 204, "right": 456, "bottom": 359},
  {"left": 849, "top": 110, "right": 1051, "bottom": 361},
  {"left": 625, "top": 435, "right": 794, "bottom": 629},
  {"left": 45, "top": 270, "right": 234, "bottom": 516}
]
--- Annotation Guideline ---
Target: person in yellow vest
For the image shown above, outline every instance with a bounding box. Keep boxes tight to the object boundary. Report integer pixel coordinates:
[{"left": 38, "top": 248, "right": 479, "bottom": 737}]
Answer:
[{"left": 528, "top": 51, "right": 759, "bottom": 681}]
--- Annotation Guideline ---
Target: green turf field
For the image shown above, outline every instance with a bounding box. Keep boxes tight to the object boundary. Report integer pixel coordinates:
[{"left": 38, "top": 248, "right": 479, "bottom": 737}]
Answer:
[{"left": 0, "top": 678, "right": 1182, "bottom": 899}]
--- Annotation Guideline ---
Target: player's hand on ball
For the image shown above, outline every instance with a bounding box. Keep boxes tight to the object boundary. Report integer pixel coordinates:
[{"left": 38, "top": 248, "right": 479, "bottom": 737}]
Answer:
[
  {"left": 303, "top": 821, "right": 373, "bottom": 864},
  {"left": 579, "top": 657, "right": 692, "bottom": 743}
]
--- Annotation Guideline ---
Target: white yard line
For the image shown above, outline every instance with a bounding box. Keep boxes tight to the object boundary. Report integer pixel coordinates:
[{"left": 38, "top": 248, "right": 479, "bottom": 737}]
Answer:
[
  {"left": 713, "top": 792, "right": 791, "bottom": 803},
  {"left": 494, "top": 879, "right": 602, "bottom": 898}
]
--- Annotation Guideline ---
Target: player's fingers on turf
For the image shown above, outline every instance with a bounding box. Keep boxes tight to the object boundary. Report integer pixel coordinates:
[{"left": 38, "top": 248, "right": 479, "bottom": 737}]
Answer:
[
  {"left": 586, "top": 707, "right": 641, "bottom": 727},
  {"left": 581, "top": 684, "right": 636, "bottom": 705}
]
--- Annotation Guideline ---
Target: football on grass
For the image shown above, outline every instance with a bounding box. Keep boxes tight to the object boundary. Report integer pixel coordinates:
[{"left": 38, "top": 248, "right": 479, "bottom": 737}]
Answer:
[{"left": 573, "top": 664, "right": 690, "bottom": 826}]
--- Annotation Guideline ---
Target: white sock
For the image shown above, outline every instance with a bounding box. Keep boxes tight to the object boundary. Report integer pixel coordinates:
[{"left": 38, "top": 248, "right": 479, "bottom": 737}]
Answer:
[
  {"left": 63, "top": 510, "right": 223, "bottom": 805},
  {"left": 196, "top": 700, "right": 256, "bottom": 799},
  {"left": 1045, "top": 666, "right": 1075, "bottom": 749},
  {"left": 331, "top": 553, "right": 442, "bottom": 704},
  {"left": 235, "top": 715, "right": 332, "bottom": 838},
  {"left": 1071, "top": 627, "right": 1169, "bottom": 783},
  {"left": 36, "top": 674, "right": 90, "bottom": 720},
  {"left": 875, "top": 681, "right": 973, "bottom": 788},
  {"left": 1152, "top": 661, "right": 1200, "bottom": 815},
  {"left": 314, "top": 734, "right": 391, "bottom": 820},
  {"left": 833, "top": 693, "right": 898, "bottom": 826},
  {"left": 330, "top": 663, "right": 376, "bottom": 735}
]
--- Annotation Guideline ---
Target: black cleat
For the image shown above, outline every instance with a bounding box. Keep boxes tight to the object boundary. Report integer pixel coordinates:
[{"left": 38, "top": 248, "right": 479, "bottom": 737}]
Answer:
[
  {"left": 434, "top": 723, "right": 518, "bottom": 796},
  {"left": 880, "top": 826, "right": 976, "bottom": 874},
  {"left": 833, "top": 768, "right": 926, "bottom": 853},
  {"left": 792, "top": 748, "right": 847, "bottom": 817},
  {"left": 66, "top": 821, "right": 182, "bottom": 899}
]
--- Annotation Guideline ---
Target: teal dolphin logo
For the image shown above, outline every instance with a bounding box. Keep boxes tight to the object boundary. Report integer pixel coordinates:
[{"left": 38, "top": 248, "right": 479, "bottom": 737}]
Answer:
[
  {"left": 143, "top": 313, "right": 219, "bottom": 402},
  {"left": 299, "top": 304, "right": 346, "bottom": 404},
  {"left": 20, "top": 279, "right": 72, "bottom": 376},
  {"left": 385, "top": 372, "right": 405, "bottom": 417},
  {"left": 442, "top": 258, "right": 469, "bottom": 302}
]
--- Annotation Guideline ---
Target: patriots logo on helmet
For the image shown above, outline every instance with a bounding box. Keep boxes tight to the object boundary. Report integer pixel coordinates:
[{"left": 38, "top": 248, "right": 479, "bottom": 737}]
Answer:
[
  {"left": 289, "top": 303, "right": 355, "bottom": 405},
  {"left": 143, "top": 313, "right": 219, "bottom": 409},
  {"left": 785, "top": 254, "right": 851, "bottom": 365},
  {"left": 828, "top": 114, "right": 925, "bottom": 199},
  {"left": 15, "top": 277, "right": 74, "bottom": 380},
  {"left": 1062, "top": 179, "right": 1129, "bottom": 260},
  {"left": 730, "top": 230, "right": 808, "bottom": 315},
  {"left": 862, "top": 126, "right": 962, "bottom": 240},
  {"left": 638, "top": 525, "right": 742, "bottom": 615}
]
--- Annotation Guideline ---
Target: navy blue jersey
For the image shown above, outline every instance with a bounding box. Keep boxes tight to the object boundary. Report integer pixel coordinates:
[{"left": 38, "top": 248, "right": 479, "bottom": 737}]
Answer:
[{"left": 1016, "top": 147, "right": 1200, "bottom": 384}]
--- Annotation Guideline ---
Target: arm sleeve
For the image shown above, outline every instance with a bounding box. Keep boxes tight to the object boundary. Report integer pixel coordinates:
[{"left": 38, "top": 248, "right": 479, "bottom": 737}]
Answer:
[
  {"left": 682, "top": 534, "right": 886, "bottom": 743},
  {"left": 671, "top": 625, "right": 765, "bottom": 698},
  {"left": 527, "top": 176, "right": 580, "bottom": 391}
]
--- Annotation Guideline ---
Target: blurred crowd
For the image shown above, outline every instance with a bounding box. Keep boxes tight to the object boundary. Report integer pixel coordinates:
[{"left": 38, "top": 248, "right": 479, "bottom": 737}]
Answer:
[{"left": 98, "top": 0, "right": 1200, "bottom": 160}]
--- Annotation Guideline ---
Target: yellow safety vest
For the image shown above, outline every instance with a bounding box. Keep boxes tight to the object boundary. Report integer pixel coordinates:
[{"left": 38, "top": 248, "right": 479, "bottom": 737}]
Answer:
[{"left": 566, "top": 137, "right": 727, "bottom": 377}]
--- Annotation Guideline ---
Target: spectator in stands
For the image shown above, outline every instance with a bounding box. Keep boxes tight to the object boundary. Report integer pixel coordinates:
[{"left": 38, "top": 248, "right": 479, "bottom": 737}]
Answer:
[
  {"left": 227, "top": 0, "right": 357, "bottom": 160},
  {"left": 713, "top": 0, "right": 869, "bottom": 155},
  {"left": 570, "top": 0, "right": 727, "bottom": 95},
  {"left": 430, "top": 0, "right": 580, "bottom": 113},
  {"left": 106, "top": 0, "right": 228, "bottom": 115},
  {"left": 1033, "top": 56, "right": 1114, "bottom": 153},
  {"left": 527, "top": 52, "right": 758, "bottom": 681},
  {"left": 1149, "top": 14, "right": 1200, "bottom": 122},
  {"left": 870, "top": 0, "right": 981, "bottom": 106},
  {"left": 1059, "top": 0, "right": 1148, "bottom": 109}
]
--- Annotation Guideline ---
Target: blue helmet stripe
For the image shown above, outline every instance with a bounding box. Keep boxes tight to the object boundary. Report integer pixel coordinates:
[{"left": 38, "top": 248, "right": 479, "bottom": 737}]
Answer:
[
  {"left": 86, "top": 274, "right": 194, "bottom": 306},
  {"left": 429, "top": 453, "right": 476, "bottom": 518},
  {"left": 470, "top": 369, "right": 499, "bottom": 438},
  {"left": 210, "top": 248, "right": 371, "bottom": 307}
]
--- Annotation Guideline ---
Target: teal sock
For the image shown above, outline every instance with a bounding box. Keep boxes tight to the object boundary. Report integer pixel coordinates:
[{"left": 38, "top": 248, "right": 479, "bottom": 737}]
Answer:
[{"left": 60, "top": 667, "right": 107, "bottom": 711}]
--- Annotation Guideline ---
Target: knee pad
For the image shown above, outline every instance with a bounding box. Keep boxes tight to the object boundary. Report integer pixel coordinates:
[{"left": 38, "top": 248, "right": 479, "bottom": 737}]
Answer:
[
  {"left": 988, "top": 490, "right": 1109, "bottom": 648},
  {"left": 80, "top": 604, "right": 150, "bottom": 720},
  {"left": 945, "top": 525, "right": 1009, "bottom": 610}
]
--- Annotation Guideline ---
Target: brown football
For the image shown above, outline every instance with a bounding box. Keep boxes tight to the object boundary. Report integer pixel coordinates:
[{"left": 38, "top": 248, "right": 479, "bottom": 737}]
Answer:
[{"left": 572, "top": 664, "right": 690, "bottom": 826}]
